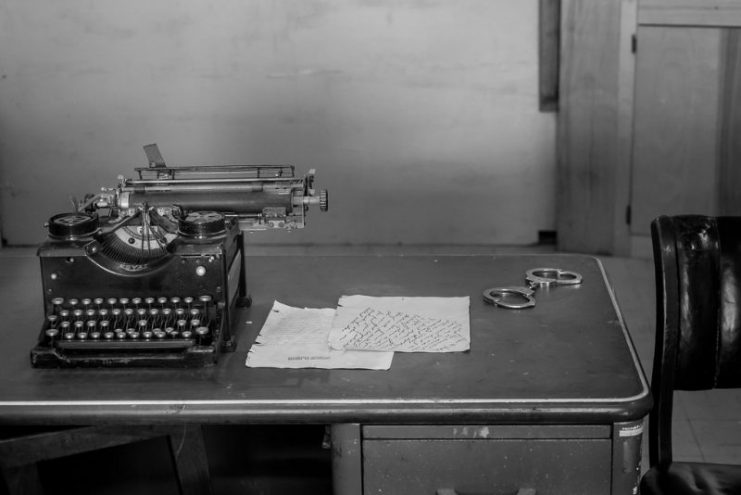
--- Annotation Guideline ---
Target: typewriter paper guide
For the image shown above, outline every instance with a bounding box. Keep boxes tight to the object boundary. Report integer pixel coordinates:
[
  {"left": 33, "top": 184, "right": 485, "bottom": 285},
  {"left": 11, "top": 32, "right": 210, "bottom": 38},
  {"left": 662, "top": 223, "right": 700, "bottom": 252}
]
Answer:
[
  {"left": 329, "top": 295, "right": 471, "bottom": 353},
  {"left": 246, "top": 301, "right": 393, "bottom": 370}
]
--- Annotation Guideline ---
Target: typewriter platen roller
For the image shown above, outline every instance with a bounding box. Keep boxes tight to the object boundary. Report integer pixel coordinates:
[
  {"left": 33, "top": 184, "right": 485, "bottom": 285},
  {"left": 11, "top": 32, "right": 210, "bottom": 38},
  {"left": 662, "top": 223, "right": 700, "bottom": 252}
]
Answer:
[{"left": 31, "top": 145, "right": 328, "bottom": 368}]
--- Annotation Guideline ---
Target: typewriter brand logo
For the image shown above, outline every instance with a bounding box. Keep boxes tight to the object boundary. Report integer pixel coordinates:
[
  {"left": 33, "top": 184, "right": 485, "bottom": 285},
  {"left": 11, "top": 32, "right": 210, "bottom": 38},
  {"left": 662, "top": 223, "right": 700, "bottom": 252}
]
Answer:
[{"left": 120, "top": 263, "right": 148, "bottom": 272}]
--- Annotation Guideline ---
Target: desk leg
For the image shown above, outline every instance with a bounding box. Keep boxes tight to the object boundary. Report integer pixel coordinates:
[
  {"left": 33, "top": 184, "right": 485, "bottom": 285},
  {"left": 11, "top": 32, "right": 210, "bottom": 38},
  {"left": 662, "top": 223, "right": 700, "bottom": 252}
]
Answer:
[
  {"left": 611, "top": 420, "right": 644, "bottom": 495},
  {"left": 161, "top": 425, "right": 212, "bottom": 495},
  {"left": 331, "top": 424, "right": 362, "bottom": 495}
]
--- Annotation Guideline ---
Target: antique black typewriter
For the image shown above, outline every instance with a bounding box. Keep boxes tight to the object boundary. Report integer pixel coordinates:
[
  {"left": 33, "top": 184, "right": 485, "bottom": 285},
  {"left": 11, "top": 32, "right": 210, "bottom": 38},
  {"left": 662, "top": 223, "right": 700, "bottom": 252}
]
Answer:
[{"left": 31, "top": 144, "right": 327, "bottom": 368}]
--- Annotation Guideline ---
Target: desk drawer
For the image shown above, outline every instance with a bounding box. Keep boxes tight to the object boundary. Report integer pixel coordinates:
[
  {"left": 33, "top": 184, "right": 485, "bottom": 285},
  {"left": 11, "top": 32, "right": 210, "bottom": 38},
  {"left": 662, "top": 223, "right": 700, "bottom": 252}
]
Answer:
[{"left": 362, "top": 426, "right": 611, "bottom": 495}]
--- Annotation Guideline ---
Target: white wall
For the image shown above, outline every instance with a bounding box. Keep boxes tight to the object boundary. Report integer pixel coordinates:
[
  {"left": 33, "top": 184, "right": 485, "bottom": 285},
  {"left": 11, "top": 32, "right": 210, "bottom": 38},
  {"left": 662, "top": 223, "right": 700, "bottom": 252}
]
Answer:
[{"left": 0, "top": 0, "right": 555, "bottom": 246}]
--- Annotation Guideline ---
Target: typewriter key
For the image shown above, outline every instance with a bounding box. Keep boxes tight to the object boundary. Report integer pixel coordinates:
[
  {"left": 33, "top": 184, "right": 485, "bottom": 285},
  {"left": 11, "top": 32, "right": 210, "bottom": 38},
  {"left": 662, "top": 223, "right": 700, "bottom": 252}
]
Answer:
[
  {"left": 153, "top": 329, "right": 166, "bottom": 339},
  {"left": 107, "top": 298, "right": 118, "bottom": 306},
  {"left": 142, "top": 330, "right": 153, "bottom": 340},
  {"left": 94, "top": 297, "right": 104, "bottom": 306},
  {"left": 51, "top": 297, "right": 65, "bottom": 308},
  {"left": 78, "top": 324, "right": 90, "bottom": 340},
  {"left": 47, "top": 315, "right": 58, "bottom": 326},
  {"left": 157, "top": 297, "right": 168, "bottom": 306},
  {"left": 45, "top": 328, "right": 59, "bottom": 340},
  {"left": 119, "top": 297, "right": 130, "bottom": 306},
  {"left": 81, "top": 298, "right": 92, "bottom": 308},
  {"left": 103, "top": 331, "right": 115, "bottom": 340},
  {"left": 195, "top": 326, "right": 209, "bottom": 338},
  {"left": 199, "top": 295, "right": 213, "bottom": 317},
  {"left": 68, "top": 298, "right": 79, "bottom": 308},
  {"left": 181, "top": 330, "right": 193, "bottom": 339}
]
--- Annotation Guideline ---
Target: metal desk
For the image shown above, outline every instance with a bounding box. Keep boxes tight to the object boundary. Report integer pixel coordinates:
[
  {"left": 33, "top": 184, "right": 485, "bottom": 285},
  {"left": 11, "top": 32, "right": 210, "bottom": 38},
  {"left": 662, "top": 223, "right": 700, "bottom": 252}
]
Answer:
[{"left": 0, "top": 254, "right": 651, "bottom": 494}]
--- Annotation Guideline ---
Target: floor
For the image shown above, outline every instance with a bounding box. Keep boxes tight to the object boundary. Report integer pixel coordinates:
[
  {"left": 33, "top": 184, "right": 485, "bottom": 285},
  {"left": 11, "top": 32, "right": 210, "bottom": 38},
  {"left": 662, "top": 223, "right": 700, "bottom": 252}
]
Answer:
[{"left": 1, "top": 245, "right": 740, "bottom": 493}]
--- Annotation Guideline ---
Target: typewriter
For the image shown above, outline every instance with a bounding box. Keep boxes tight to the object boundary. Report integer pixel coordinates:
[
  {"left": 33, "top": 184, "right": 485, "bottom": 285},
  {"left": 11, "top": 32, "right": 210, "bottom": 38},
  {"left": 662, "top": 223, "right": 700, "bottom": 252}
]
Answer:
[{"left": 31, "top": 144, "right": 328, "bottom": 368}]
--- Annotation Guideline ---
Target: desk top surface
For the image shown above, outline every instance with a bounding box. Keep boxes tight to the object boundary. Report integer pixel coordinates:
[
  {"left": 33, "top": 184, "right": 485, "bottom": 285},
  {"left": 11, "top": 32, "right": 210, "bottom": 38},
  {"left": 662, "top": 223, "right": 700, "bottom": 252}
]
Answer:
[{"left": 0, "top": 253, "right": 650, "bottom": 424}]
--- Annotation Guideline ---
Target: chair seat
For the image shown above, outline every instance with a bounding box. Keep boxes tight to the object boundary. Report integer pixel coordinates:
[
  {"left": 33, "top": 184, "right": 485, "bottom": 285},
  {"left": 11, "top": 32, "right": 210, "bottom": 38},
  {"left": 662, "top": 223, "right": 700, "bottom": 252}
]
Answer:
[{"left": 640, "top": 462, "right": 741, "bottom": 495}]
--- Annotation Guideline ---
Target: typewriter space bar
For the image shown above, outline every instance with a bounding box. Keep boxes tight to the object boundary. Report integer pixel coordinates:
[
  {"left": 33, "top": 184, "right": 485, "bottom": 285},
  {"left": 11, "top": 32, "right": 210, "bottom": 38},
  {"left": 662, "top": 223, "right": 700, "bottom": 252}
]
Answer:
[{"left": 56, "top": 339, "right": 195, "bottom": 351}]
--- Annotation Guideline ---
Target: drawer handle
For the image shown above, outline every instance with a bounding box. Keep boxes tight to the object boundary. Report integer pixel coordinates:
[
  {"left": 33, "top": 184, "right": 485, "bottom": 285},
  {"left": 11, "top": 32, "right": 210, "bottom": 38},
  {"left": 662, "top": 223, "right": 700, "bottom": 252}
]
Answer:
[{"left": 437, "top": 489, "right": 536, "bottom": 495}]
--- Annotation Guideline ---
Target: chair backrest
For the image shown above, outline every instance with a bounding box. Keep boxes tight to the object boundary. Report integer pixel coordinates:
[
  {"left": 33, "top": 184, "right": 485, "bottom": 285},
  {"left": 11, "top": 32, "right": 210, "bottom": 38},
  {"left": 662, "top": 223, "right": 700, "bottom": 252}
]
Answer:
[{"left": 649, "top": 215, "right": 741, "bottom": 467}]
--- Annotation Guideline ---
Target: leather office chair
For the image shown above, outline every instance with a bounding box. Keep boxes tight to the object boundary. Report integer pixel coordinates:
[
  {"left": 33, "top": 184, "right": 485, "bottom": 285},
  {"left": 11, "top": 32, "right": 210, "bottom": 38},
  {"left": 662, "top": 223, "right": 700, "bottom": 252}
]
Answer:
[{"left": 640, "top": 215, "right": 741, "bottom": 495}]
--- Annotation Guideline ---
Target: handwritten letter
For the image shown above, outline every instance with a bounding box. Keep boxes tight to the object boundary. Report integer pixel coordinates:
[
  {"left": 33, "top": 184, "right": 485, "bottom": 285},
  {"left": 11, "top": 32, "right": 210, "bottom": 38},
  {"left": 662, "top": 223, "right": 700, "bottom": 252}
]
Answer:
[{"left": 329, "top": 296, "right": 470, "bottom": 353}]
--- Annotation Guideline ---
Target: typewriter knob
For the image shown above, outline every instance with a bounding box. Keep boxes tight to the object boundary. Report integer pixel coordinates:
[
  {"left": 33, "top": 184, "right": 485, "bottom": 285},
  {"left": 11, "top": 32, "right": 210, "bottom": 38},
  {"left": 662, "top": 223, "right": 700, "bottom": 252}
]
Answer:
[
  {"left": 319, "top": 190, "right": 328, "bottom": 212},
  {"left": 47, "top": 212, "right": 99, "bottom": 240}
]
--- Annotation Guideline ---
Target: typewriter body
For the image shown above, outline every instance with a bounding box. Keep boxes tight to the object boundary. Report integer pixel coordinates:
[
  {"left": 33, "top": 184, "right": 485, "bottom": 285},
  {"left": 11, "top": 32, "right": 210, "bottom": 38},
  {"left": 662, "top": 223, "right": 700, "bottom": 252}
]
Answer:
[{"left": 31, "top": 145, "right": 327, "bottom": 368}]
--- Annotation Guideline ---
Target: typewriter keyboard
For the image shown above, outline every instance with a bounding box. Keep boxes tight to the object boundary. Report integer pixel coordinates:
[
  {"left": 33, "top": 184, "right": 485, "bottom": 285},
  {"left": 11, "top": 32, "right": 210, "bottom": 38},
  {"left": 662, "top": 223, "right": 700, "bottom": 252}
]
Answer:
[{"left": 41, "top": 295, "right": 219, "bottom": 351}]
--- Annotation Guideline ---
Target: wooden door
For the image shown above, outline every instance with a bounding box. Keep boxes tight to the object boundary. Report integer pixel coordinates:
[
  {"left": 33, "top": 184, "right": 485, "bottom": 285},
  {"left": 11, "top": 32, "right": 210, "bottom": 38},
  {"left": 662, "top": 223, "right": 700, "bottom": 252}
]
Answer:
[
  {"left": 630, "top": 27, "right": 723, "bottom": 235},
  {"left": 629, "top": 4, "right": 741, "bottom": 248},
  {"left": 558, "top": 0, "right": 741, "bottom": 255}
]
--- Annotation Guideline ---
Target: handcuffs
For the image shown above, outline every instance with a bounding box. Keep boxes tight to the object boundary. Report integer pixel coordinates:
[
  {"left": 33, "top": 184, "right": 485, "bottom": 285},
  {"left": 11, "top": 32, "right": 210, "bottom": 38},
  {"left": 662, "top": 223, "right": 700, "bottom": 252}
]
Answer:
[{"left": 482, "top": 268, "right": 583, "bottom": 309}]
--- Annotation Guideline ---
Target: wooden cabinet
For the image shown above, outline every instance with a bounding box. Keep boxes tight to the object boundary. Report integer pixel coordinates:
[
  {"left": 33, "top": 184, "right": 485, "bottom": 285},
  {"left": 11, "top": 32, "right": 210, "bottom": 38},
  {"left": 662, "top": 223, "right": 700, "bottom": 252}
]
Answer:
[
  {"left": 363, "top": 425, "right": 612, "bottom": 495},
  {"left": 558, "top": 0, "right": 741, "bottom": 255},
  {"left": 333, "top": 422, "right": 644, "bottom": 495}
]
